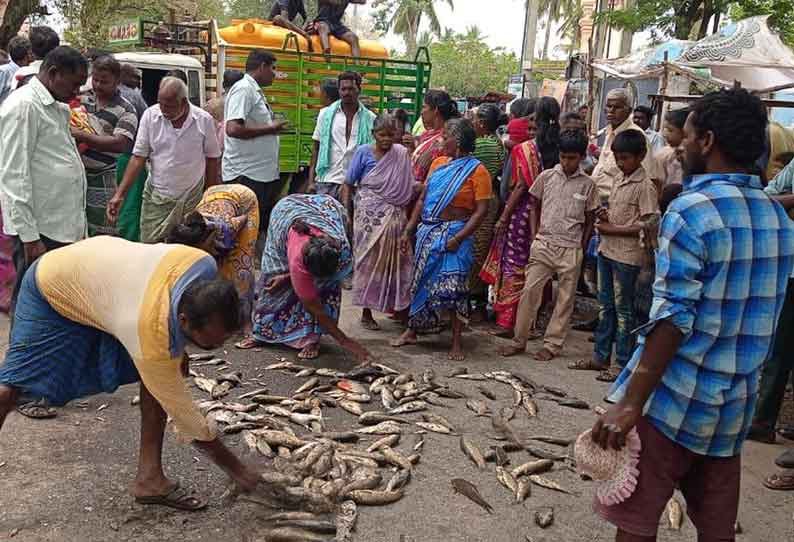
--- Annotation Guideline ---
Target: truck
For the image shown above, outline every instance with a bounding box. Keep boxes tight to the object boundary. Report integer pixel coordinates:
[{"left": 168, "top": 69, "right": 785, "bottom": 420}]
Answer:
[{"left": 106, "top": 18, "right": 432, "bottom": 176}]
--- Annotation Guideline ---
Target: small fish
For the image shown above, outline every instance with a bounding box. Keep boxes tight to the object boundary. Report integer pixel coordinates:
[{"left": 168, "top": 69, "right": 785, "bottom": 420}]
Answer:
[
  {"left": 491, "top": 412, "right": 525, "bottom": 449},
  {"left": 418, "top": 391, "right": 448, "bottom": 407},
  {"left": 366, "top": 434, "right": 400, "bottom": 453},
  {"left": 335, "top": 501, "right": 358, "bottom": 542},
  {"left": 515, "top": 478, "right": 531, "bottom": 503},
  {"left": 512, "top": 388, "right": 523, "bottom": 407},
  {"left": 222, "top": 402, "right": 259, "bottom": 413},
  {"left": 316, "top": 431, "right": 358, "bottom": 443},
  {"left": 496, "top": 466, "right": 518, "bottom": 493},
  {"left": 295, "top": 377, "right": 320, "bottom": 394},
  {"left": 194, "top": 377, "right": 217, "bottom": 394},
  {"left": 371, "top": 363, "right": 400, "bottom": 375},
  {"left": 315, "top": 368, "right": 345, "bottom": 378},
  {"left": 529, "top": 475, "right": 577, "bottom": 495},
  {"left": 358, "top": 411, "right": 408, "bottom": 425},
  {"left": 381, "top": 387, "right": 398, "bottom": 410},
  {"left": 422, "top": 412, "right": 456, "bottom": 432},
  {"left": 492, "top": 446, "right": 510, "bottom": 466},
  {"left": 415, "top": 421, "right": 456, "bottom": 435},
  {"left": 263, "top": 405, "right": 293, "bottom": 417},
  {"left": 272, "top": 519, "right": 336, "bottom": 534},
  {"left": 210, "top": 409, "right": 237, "bottom": 424},
  {"left": 222, "top": 422, "right": 259, "bottom": 434},
  {"left": 556, "top": 397, "right": 590, "bottom": 410},
  {"left": 256, "top": 439, "right": 274, "bottom": 457},
  {"left": 534, "top": 507, "right": 554, "bottom": 529},
  {"left": 466, "top": 400, "right": 490, "bottom": 417},
  {"left": 295, "top": 368, "right": 316, "bottom": 378},
  {"left": 342, "top": 393, "right": 372, "bottom": 403},
  {"left": 521, "top": 394, "right": 538, "bottom": 417},
  {"left": 499, "top": 406, "right": 516, "bottom": 421},
  {"left": 265, "top": 361, "right": 295, "bottom": 371},
  {"left": 369, "top": 376, "right": 392, "bottom": 395},
  {"left": 455, "top": 373, "right": 488, "bottom": 381},
  {"left": 211, "top": 381, "right": 234, "bottom": 399},
  {"left": 217, "top": 371, "right": 242, "bottom": 385},
  {"left": 413, "top": 435, "right": 425, "bottom": 452},
  {"left": 525, "top": 445, "right": 568, "bottom": 461},
  {"left": 289, "top": 412, "right": 322, "bottom": 427},
  {"left": 193, "top": 357, "right": 226, "bottom": 366},
  {"left": 526, "top": 435, "right": 573, "bottom": 447},
  {"left": 386, "top": 468, "right": 411, "bottom": 492},
  {"left": 460, "top": 436, "right": 486, "bottom": 470},
  {"left": 393, "top": 373, "right": 413, "bottom": 386},
  {"left": 451, "top": 478, "right": 493, "bottom": 514},
  {"left": 541, "top": 385, "right": 567, "bottom": 398},
  {"left": 511, "top": 459, "right": 554, "bottom": 478},
  {"left": 434, "top": 387, "right": 467, "bottom": 399},
  {"left": 337, "top": 379, "right": 369, "bottom": 395},
  {"left": 348, "top": 489, "right": 404, "bottom": 506},
  {"left": 355, "top": 421, "right": 403, "bottom": 435},
  {"left": 188, "top": 352, "right": 215, "bottom": 361},
  {"left": 477, "top": 385, "right": 496, "bottom": 400},
  {"left": 338, "top": 400, "right": 364, "bottom": 416},
  {"left": 264, "top": 511, "right": 321, "bottom": 522},
  {"left": 380, "top": 446, "right": 413, "bottom": 471},
  {"left": 666, "top": 497, "right": 683, "bottom": 530},
  {"left": 264, "top": 527, "right": 330, "bottom": 542},
  {"left": 258, "top": 430, "right": 306, "bottom": 448},
  {"left": 389, "top": 400, "right": 428, "bottom": 415},
  {"left": 242, "top": 430, "right": 259, "bottom": 451},
  {"left": 447, "top": 366, "right": 468, "bottom": 377},
  {"left": 421, "top": 367, "right": 437, "bottom": 386},
  {"left": 250, "top": 394, "right": 289, "bottom": 404}
]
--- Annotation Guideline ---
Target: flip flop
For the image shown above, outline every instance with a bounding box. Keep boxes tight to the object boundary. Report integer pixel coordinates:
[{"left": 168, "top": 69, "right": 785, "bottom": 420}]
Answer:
[
  {"left": 135, "top": 484, "right": 208, "bottom": 511},
  {"left": 533, "top": 348, "right": 556, "bottom": 361},
  {"left": 235, "top": 337, "right": 263, "bottom": 350},
  {"left": 778, "top": 425, "right": 794, "bottom": 441},
  {"left": 360, "top": 319, "right": 381, "bottom": 331},
  {"left": 568, "top": 359, "right": 607, "bottom": 371},
  {"left": 17, "top": 400, "right": 57, "bottom": 419},
  {"left": 763, "top": 472, "right": 794, "bottom": 491},
  {"left": 596, "top": 366, "right": 622, "bottom": 382}
]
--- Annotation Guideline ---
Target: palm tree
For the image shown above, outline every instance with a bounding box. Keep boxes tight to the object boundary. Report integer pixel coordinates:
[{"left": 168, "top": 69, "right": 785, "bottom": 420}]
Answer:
[
  {"left": 385, "top": 0, "right": 455, "bottom": 57},
  {"left": 539, "top": 0, "right": 580, "bottom": 59}
]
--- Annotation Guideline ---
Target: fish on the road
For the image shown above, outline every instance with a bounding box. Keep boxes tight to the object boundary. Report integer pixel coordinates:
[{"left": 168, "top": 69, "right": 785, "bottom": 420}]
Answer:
[
  {"left": 348, "top": 489, "right": 404, "bottom": 505},
  {"left": 451, "top": 478, "right": 493, "bottom": 514},
  {"left": 335, "top": 500, "right": 358, "bottom": 542},
  {"left": 511, "top": 459, "right": 555, "bottom": 478},
  {"left": 496, "top": 466, "right": 518, "bottom": 494},
  {"left": 515, "top": 478, "right": 531, "bottom": 503},
  {"left": 477, "top": 385, "right": 496, "bottom": 400},
  {"left": 466, "top": 400, "right": 490, "bottom": 417},
  {"left": 414, "top": 421, "right": 456, "bottom": 435},
  {"left": 354, "top": 421, "right": 403, "bottom": 435},
  {"left": 366, "top": 434, "right": 400, "bottom": 453},
  {"left": 460, "top": 436, "right": 486, "bottom": 470},
  {"left": 386, "top": 469, "right": 411, "bottom": 492},
  {"left": 534, "top": 507, "right": 554, "bottom": 528},
  {"left": 389, "top": 400, "right": 428, "bottom": 415},
  {"left": 528, "top": 475, "right": 578, "bottom": 495}
]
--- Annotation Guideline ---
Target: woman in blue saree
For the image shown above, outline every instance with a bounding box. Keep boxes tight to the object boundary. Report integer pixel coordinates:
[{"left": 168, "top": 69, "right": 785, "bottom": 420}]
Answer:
[
  {"left": 235, "top": 194, "right": 371, "bottom": 362},
  {"left": 391, "top": 119, "right": 493, "bottom": 360}
]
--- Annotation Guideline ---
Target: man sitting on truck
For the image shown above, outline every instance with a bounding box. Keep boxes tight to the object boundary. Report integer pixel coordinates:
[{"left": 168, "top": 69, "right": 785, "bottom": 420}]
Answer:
[
  {"left": 308, "top": 0, "right": 366, "bottom": 58},
  {"left": 270, "top": 0, "right": 314, "bottom": 51}
]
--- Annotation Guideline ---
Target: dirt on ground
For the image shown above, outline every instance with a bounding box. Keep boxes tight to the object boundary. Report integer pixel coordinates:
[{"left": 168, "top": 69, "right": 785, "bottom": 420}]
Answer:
[{"left": 1, "top": 297, "right": 793, "bottom": 542}]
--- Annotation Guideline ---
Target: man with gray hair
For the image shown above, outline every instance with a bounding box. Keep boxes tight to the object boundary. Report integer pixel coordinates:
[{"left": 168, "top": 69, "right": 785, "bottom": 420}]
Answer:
[
  {"left": 591, "top": 88, "right": 655, "bottom": 200},
  {"left": 107, "top": 77, "right": 221, "bottom": 242}
]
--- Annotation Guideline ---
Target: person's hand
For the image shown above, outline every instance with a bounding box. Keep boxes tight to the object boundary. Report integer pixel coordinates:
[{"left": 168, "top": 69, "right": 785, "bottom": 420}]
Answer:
[
  {"left": 70, "top": 126, "right": 85, "bottom": 141},
  {"left": 269, "top": 119, "right": 289, "bottom": 134},
  {"left": 306, "top": 181, "right": 317, "bottom": 194},
  {"left": 596, "top": 207, "right": 609, "bottom": 223},
  {"left": 399, "top": 233, "right": 411, "bottom": 255},
  {"left": 590, "top": 402, "right": 642, "bottom": 450},
  {"left": 595, "top": 222, "right": 614, "bottom": 235},
  {"left": 23, "top": 240, "right": 47, "bottom": 265},
  {"left": 494, "top": 217, "right": 507, "bottom": 235},
  {"left": 107, "top": 193, "right": 124, "bottom": 226},
  {"left": 445, "top": 236, "right": 461, "bottom": 253},
  {"left": 401, "top": 133, "right": 415, "bottom": 151},
  {"left": 264, "top": 274, "right": 290, "bottom": 292},
  {"left": 342, "top": 338, "right": 373, "bottom": 364}
]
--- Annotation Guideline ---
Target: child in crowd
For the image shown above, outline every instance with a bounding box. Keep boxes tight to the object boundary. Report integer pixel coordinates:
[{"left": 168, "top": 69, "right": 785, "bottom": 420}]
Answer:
[
  {"left": 570, "top": 129, "right": 659, "bottom": 381},
  {"left": 500, "top": 129, "right": 599, "bottom": 360},
  {"left": 650, "top": 108, "right": 687, "bottom": 190}
]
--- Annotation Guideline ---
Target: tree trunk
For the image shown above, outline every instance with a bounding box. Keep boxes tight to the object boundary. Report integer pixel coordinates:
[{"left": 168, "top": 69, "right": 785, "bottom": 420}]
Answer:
[
  {"left": 542, "top": 15, "right": 552, "bottom": 59},
  {"left": 712, "top": 10, "right": 721, "bottom": 33},
  {"left": 0, "top": 0, "right": 47, "bottom": 50},
  {"left": 697, "top": 0, "right": 713, "bottom": 39}
]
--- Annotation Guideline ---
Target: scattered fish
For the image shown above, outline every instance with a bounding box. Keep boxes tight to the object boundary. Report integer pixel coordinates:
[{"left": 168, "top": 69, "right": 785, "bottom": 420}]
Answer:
[
  {"left": 529, "top": 475, "right": 577, "bottom": 495},
  {"left": 335, "top": 501, "right": 358, "bottom": 542},
  {"left": 358, "top": 411, "right": 407, "bottom": 426},
  {"left": 422, "top": 412, "right": 456, "bottom": 432},
  {"left": 555, "top": 398, "right": 590, "bottom": 410},
  {"left": 380, "top": 447, "right": 413, "bottom": 471},
  {"left": 264, "top": 527, "right": 330, "bottom": 541},
  {"left": 521, "top": 394, "right": 538, "bottom": 417},
  {"left": 499, "top": 406, "right": 516, "bottom": 422},
  {"left": 337, "top": 379, "right": 369, "bottom": 395},
  {"left": 266, "top": 361, "right": 295, "bottom": 371},
  {"left": 477, "top": 385, "right": 496, "bottom": 400},
  {"left": 295, "top": 368, "right": 316, "bottom": 378},
  {"left": 386, "top": 469, "right": 411, "bottom": 492},
  {"left": 460, "top": 436, "right": 486, "bottom": 470},
  {"left": 526, "top": 435, "right": 573, "bottom": 447},
  {"left": 515, "top": 478, "right": 531, "bottom": 503},
  {"left": 666, "top": 497, "right": 683, "bottom": 530},
  {"left": 512, "top": 459, "right": 555, "bottom": 478},
  {"left": 492, "top": 446, "right": 509, "bottom": 467},
  {"left": 367, "top": 434, "right": 400, "bottom": 453},
  {"left": 251, "top": 394, "right": 289, "bottom": 404},
  {"left": 466, "top": 400, "right": 490, "bottom": 417},
  {"left": 348, "top": 489, "right": 404, "bottom": 506},
  {"left": 338, "top": 400, "right": 364, "bottom": 416},
  {"left": 188, "top": 352, "right": 216, "bottom": 361},
  {"left": 541, "top": 385, "right": 567, "bottom": 398},
  {"left": 447, "top": 367, "right": 468, "bottom": 377},
  {"left": 451, "top": 478, "right": 493, "bottom": 514},
  {"left": 496, "top": 466, "right": 518, "bottom": 494},
  {"left": 194, "top": 377, "right": 217, "bottom": 394},
  {"left": 414, "top": 421, "right": 456, "bottom": 435},
  {"left": 389, "top": 400, "right": 428, "bottom": 415},
  {"left": 534, "top": 507, "right": 554, "bottom": 528},
  {"left": 355, "top": 422, "right": 403, "bottom": 435},
  {"left": 434, "top": 388, "right": 467, "bottom": 399},
  {"left": 455, "top": 373, "right": 488, "bottom": 381},
  {"left": 413, "top": 436, "right": 425, "bottom": 452},
  {"left": 295, "top": 377, "right": 320, "bottom": 395}
]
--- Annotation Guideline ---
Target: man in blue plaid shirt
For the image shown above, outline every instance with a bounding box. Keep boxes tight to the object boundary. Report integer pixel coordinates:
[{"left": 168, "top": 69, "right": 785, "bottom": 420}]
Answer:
[{"left": 591, "top": 88, "right": 794, "bottom": 542}]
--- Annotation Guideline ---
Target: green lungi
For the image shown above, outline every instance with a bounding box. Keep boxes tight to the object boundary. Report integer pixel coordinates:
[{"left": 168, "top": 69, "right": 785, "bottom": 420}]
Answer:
[{"left": 116, "top": 153, "right": 147, "bottom": 242}]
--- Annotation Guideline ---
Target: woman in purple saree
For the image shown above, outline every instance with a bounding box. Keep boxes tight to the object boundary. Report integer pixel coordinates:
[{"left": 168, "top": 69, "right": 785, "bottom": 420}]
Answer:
[{"left": 342, "top": 113, "right": 418, "bottom": 330}]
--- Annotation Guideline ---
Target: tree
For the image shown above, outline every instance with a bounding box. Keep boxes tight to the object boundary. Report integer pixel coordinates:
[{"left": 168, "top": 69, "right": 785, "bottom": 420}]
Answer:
[
  {"left": 371, "top": 0, "right": 454, "bottom": 57},
  {"left": 598, "top": 0, "right": 730, "bottom": 42},
  {"left": 730, "top": 0, "right": 794, "bottom": 46},
  {"left": 0, "top": 0, "right": 49, "bottom": 50},
  {"left": 423, "top": 30, "right": 519, "bottom": 97},
  {"left": 225, "top": 0, "right": 317, "bottom": 23}
]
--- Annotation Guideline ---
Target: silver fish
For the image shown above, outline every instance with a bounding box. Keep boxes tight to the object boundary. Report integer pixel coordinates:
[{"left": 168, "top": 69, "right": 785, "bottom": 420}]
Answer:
[
  {"left": 295, "top": 377, "right": 320, "bottom": 394},
  {"left": 210, "top": 409, "right": 237, "bottom": 424},
  {"left": 460, "top": 436, "right": 486, "bottom": 470},
  {"left": 451, "top": 478, "right": 493, "bottom": 514},
  {"left": 194, "top": 377, "right": 217, "bottom": 394},
  {"left": 515, "top": 478, "right": 531, "bottom": 503},
  {"left": 295, "top": 368, "right": 316, "bottom": 378},
  {"left": 366, "top": 434, "right": 400, "bottom": 453},
  {"left": 354, "top": 421, "right": 402, "bottom": 435},
  {"left": 421, "top": 367, "right": 437, "bottom": 386},
  {"left": 422, "top": 412, "right": 456, "bottom": 432},
  {"left": 217, "top": 371, "right": 242, "bottom": 385},
  {"left": 447, "top": 366, "right": 468, "bottom": 377},
  {"left": 511, "top": 459, "right": 554, "bottom": 478},
  {"left": 386, "top": 468, "right": 411, "bottom": 492},
  {"left": 466, "top": 399, "right": 490, "bottom": 417},
  {"left": 388, "top": 400, "right": 428, "bottom": 415},
  {"left": 414, "top": 421, "right": 456, "bottom": 435},
  {"left": 315, "top": 368, "right": 346, "bottom": 378},
  {"left": 263, "top": 405, "right": 293, "bottom": 417},
  {"left": 358, "top": 411, "right": 408, "bottom": 426},
  {"left": 341, "top": 392, "right": 372, "bottom": 403},
  {"left": 528, "top": 474, "right": 577, "bottom": 495},
  {"left": 250, "top": 394, "right": 289, "bottom": 404},
  {"left": 265, "top": 361, "right": 295, "bottom": 371},
  {"left": 393, "top": 374, "right": 413, "bottom": 386},
  {"left": 338, "top": 400, "right": 364, "bottom": 416},
  {"left": 289, "top": 412, "right": 322, "bottom": 427},
  {"left": 371, "top": 363, "right": 400, "bottom": 375},
  {"left": 348, "top": 489, "right": 404, "bottom": 506},
  {"left": 455, "top": 373, "right": 488, "bottom": 381},
  {"left": 188, "top": 352, "right": 215, "bottom": 361},
  {"left": 381, "top": 387, "right": 398, "bottom": 410},
  {"left": 211, "top": 381, "right": 234, "bottom": 399},
  {"left": 496, "top": 466, "right": 518, "bottom": 493},
  {"left": 369, "top": 376, "right": 392, "bottom": 395},
  {"left": 380, "top": 446, "right": 413, "bottom": 471},
  {"left": 335, "top": 501, "right": 358, "bottom": 542},
  {"left": 413, "top": 435, "right": 425, "bottom": 452},
  {"left": 222, "top": 422, "right": 258, "bottom": 434}
]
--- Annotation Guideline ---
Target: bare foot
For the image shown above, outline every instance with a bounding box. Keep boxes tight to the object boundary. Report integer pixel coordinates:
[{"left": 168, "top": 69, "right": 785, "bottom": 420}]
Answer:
[
  {"left": 391, "top": 330, "right": 417, "bottom": 347},
  {"left": 533, "top": 348, "right": 555, "bottom": 361},
  {"left": 360, "top": 311, "right": 380, "bottom": 331},
  {"left": 298, "top": 344, "right": 320, "bottom": 360},
  {"left": 448, "top": 345, "right": 466, "bottom": 361},
  {"left": 488, "top": 327, "right": 514, "bottom": 338},
  {"left": 499, "top": 342, "right": 526, "bottom": 357}
]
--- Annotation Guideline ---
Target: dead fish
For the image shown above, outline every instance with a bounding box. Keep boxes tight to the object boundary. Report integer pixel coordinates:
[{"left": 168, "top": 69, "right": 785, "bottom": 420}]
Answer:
[
  {"left": 272, "top": 519, "right": 336, "bottom": 534},
  {"left": 541, "top": 385, "right": 567, "bottom": 398},
  {"left": 418, "top": 392, "right": 449, "bottom": 407},
  {"left": 415, "top": 421, "right": 456, "bottom": 435},
  {"left": 491, "top": 413, "right": 524, "bottom": 449},
  {"left": 264, "top": 527, "right": 330, "bottom": 542},
  {"left": 217, "top": 371, "right": 242, "bottom": 385},
  {"left": 386, "top": 468, "right": 411, "bottom": 492},
  {"left": 466, "top": 400, "right": 490, "bottom": 417},
  {"left": 525, "top": 445, "right": 568, "bottom": 461},
  {"left": 348, "top": 489, "right": 404, "bottom": 506},
  {"left": 223, "top": 402, "right": 259, "bottom": 413},
  {"left": 492, "top": 446, "right": 510, "bottom": 467},
  {"left": 289, "top": 412, "right": 322, "bottom": 427},
  {"left": 367, "top": 434, "right": 400, "bottom": 453},
  {"left": 496, "top": 466, "right": 518, "bottom": 493},
  {"left": 413, "top": 435, "right": 425, "bottom": 452},
  {"left": 515, "top": 478, "right": 531, "bottom": 503},
  {"left": 295, "top": 367, "right": 316, "bottom": 378},
  {"left": 521, "top": 394, "right": 538, "bottom": 417},
  {"left": 455, "top": 373, "right": 488, "bottom": 381},
  {"left": 534, "top": 507, "right": 554, "bottom": 529},
  {"left": 242, "top": 430, "right": 259, "bottom": 451},
  {"left": 434, "top": 387, "right": 467, "bottom": 399},
  {"left": 316, "top": 431, "right": 358, "bottom": 443},
  {"left": 315, "top": 368, "right": 346, "bottom": 378},
  {"left": 211, "top": 381, "right": 234, "bottom": 399},
  {"left": 407, "top": 453, "right": 421, "bottom": 465},
  {"left": 529, "top": 475, "right": 577, "bottom": 495},
  {"left": 251, "top": 394, "right": 290, "bottom": 404},
  {"left": 556, "top": 397, "right": 590, "bottom": 410},
  {"left": 264, "top": 511, "right": 321, "bottom": 522},
  {"left": 381, "top": 387, "right": 398, "bottom": 410},
  {"left": 193, "top": 357, "right": 226, "bottom": 366},
  {"left": 265, "top": 361, "right": 295, "bottom": 371},
  {"left": 194, "top": 377, "right": 217, "bottom": 394},
  {"left": 355, "top": 421, "right": 402, "bottom": 435},
  {"left": 422, "top": 412, "right": 456, "bottom": 432},
  {"left": 210, "top": 409, "right": 237, "bottom": 424},
  {"left": 260, "top": 471, "right": 304, "bottom": 486},
  {"left": 295, "top": 377, "right": 320, "bottom": 395},
  {"left": 257, "top": 439, "right": 274, "bottom": 457},
  {"left": 258, "top": 430, "right": 306, "bottom": 448},
  {"left": 338, "top": 400, "right": 364, "bottom": 416},
  {"left": 264, "top": 405, "right": 293, "bottom": 417},
  {"left": 451, "top": 478, "right": 493, "bottom": 514},
  {"left": 358, "top": 411, "right": 408, "bottom": 426},
  {"left": 341, "top": 393, "right": 372, "bottom": 403},
  {"left": 512, "top": 459, "right": 555, "bottom": 478},
  {"left": 389, "top": 400, "right": 428, "bottom": 415},
  {"left": 447, "top": 366, "right": 468, "bottom": 377},
  {"left": 369, "top": 376, "right": 392, "bottom": 395},
  {"left": 222, "top": 422, "right": 259, "bottom": 434},
  {"left": 380, "top": 446, "right": 413, "bottom": 471},
  {"left": 499, "top": 406, "right": 516, "bottom": 421},
  {"left": 337, "top": 379, "right": 369, "bottom": 395},
  {"left": 340, "top": 472, "right": 383, "bottom": 495},
  {"left": 188, "top": 352, "right": 215, "bottom": 361},
  {"left": 512, "top": 388, "right": 523, "bottom": 407},
  {"left": 460, "top": 436, "right": 486, "bottom": 470},
  {"left": 477, "top": 385, "right": 496, "bottom": 400},
  {"left": 335, "top": 501, "right": 358, "bottom": 542},
  {"left": 393, "top": 374, "right": 413, "bottom": 386},
  {"left": 371, "top": 363, "right": 400, "bottom": 375},
  {"left": 421, "top": 367, "right": 437, "bottom": 386},
  {"left": 526, "top": 435, "right": 573, "bottom": 447},
  {"left": 666, "top": 497, "right": 683, "bottom": 530}
]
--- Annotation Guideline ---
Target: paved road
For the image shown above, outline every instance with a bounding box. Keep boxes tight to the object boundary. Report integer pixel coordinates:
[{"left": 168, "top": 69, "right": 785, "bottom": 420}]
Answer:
[{"left": 0, "top": 301, "right": 792, "bottom": 541}]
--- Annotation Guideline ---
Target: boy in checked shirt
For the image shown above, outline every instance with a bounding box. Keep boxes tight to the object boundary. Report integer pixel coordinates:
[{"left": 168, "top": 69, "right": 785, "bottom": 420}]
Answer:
[
  {"left": 571, "top": 130, "right": 659, "bottom": 381},
  {"left": 501, "top": 129, "right": 599, "bottom": 360}
]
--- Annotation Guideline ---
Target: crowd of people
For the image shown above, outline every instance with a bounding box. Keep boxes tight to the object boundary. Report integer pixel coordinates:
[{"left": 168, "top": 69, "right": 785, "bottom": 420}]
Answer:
[{"left": 2, "top": 26, "right": 794, "bottom": 540}]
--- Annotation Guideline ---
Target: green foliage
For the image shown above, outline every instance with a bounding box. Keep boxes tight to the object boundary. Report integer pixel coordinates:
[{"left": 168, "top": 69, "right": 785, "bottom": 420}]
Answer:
[
  {"left": 371, "top": 0, "right": 453, "bottom": 56},
  {"left": 419, "top": 30, "right": 519, "bottom": 97},
  {"left": 730, "top": 0, "right": 794, "bottom": 46},
  {"left": 596, "top": 0, "right": 729, "bottom": 40},
  {"left": 224, "top": 0, "right": 317, "bottom": 23}
]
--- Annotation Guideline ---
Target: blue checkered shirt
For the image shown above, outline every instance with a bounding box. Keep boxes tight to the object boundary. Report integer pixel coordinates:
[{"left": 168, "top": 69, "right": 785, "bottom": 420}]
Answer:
[{"left": 609, "top": 173, "right": 794, "bottom": 457}]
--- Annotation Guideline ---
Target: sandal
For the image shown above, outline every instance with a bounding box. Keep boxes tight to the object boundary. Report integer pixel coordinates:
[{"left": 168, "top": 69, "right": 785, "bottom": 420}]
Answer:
[
  {"left": 568, "top": 359, "right": 607, "bottom": 371},
  {"left": 763, "top": 472, "right": 794, "bottom": 491},
  {"left": 135, "top": 484, "right": 208, "bottom": 511},
  {"left": 596, "top": 366, "right": 622, "bottom": 382},
  {"left": 533, "top": 348, "right": 556, "bottom": 361},
  {"left": 235, "top": 337, "right": 264, "bottom": 350},
  {"left": 17, "top": 399, "right": 57, "bottom": 419},
  {"left": 779, "top": 425, "right": 794, "bottom": 441},
  {"left": 775, "top": 449, "right": 794, "bottom": 470}
]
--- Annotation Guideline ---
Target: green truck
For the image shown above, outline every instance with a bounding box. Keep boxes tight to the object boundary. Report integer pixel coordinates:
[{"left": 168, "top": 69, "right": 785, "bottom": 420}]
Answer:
[{"left": 107, "top": 18, "right": 432, "bottom": 175}]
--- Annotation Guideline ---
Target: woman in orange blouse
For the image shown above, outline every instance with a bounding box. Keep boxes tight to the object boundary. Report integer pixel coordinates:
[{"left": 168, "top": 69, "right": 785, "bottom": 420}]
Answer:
[{"left": 392, "top": 118, "right": 492, "bottom": 360}]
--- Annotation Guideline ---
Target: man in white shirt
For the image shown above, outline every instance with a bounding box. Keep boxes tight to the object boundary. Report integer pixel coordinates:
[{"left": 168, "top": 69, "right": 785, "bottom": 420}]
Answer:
[
  {"left": 0, "top": 36, "right": 32, "bottom": 104},
  {"left": 0, "top": 46, "right": 89, "bottom": 321},
  {"left": 307, "top": 71, "right": 375, "bottom": 201},
  {"left": 107, "top": 77, "right": 221, "bottom": 243},
  {"left": 223, "top": 49, "right": 286, "bottom": 237},
  {"left": 10, "top": 26, "right": 59, "bottom": 90}
]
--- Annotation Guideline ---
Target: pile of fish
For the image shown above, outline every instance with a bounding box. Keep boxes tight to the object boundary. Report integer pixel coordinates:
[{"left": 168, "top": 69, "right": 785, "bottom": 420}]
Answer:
[{"left": 187, "top": 354, "right": 594, "bottom": 540}]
